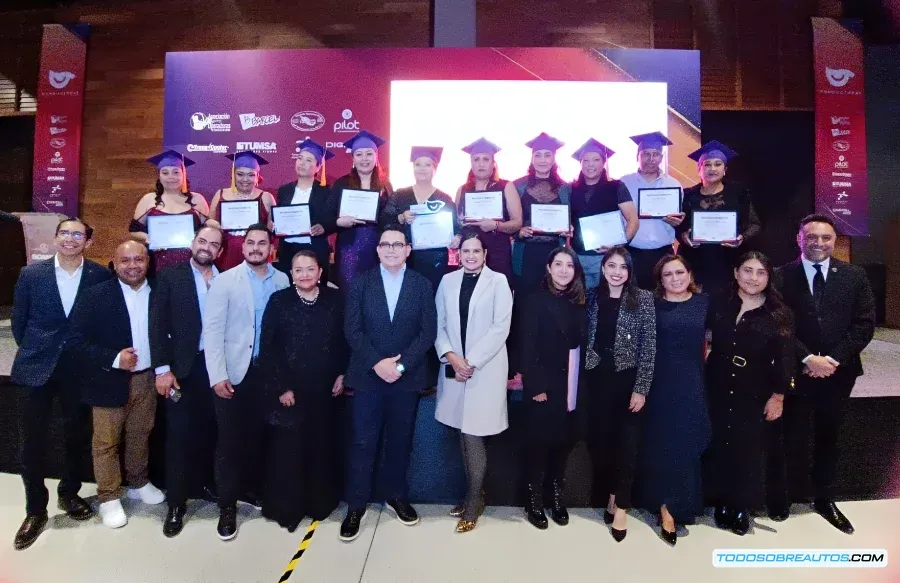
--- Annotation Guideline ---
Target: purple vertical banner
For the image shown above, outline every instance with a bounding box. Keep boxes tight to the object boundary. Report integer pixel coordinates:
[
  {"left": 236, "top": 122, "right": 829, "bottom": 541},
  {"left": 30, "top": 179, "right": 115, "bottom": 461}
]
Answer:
[{"left": 32, "top": 24, "right": 89, "bottom": 216}]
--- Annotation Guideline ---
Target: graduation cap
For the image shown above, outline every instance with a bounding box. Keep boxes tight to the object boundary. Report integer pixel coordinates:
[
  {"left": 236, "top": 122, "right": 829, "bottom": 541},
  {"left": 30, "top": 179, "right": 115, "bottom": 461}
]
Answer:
[
  {"left": 688, "top": 140, "right": 738, "bottom": 164},
  {"left": 225, "top": 151, "right": 268, "bottom": 192},
  {"left": 461, "top": 137, "right": 502, "bottom": 156},
  {"left": 344, "top": 130, "right": 385, "bottom": 153},
  {"left": 525, "top": 132, "right": 564, "bottom": 152},
  {"left": 630, "top": 131, "right": 673, "bottom": 151},
  {"left": 410, "top": 146, "right": 443, "bottom": 164},
  {"left": 147, "top": 149, "right": 194, "bottom": 194},
  {"left": 296, "top": 138, "right": 335, "bottom": 186},
  {"left": 571, "top": 138, "right": 615, "bottom": 161}
]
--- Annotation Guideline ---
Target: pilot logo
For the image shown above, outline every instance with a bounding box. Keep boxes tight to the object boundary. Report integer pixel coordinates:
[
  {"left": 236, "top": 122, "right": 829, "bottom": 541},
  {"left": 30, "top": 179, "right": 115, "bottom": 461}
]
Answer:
[
  {"left": 334, "top": 108, "right": 360, "bottom": 133},
  {"left": 834, "top": 156, "right": 849, "bottom": 169},
  {"left": 291, "top": 111, "right": 325, "bottom": 131},
  {"left": 825, "top": 67, "right": 855, "bottom": 88},
  {"left": 48, "top": 71, "right": 76, "bottom": 89}
]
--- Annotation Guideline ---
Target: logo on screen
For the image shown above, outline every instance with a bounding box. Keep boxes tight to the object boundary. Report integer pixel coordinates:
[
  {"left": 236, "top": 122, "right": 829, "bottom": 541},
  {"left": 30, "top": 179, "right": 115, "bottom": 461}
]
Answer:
[
  {"left": 190, "top": 113, "right": 231, "bottom": 132},
  {"left": 291, "top": 111, "right": 325, "bottom": 131},
  {"left": 825, "top": 67, "right": 855, "bottom": 88},
  {"left": 236, "top": 141, "right": 277, "bottom": 154},
  {"left": 48, "top": 71, "right": 76, "bottom": 89},
  {"left": 239, "top": 113, "right": 280, "bottom": 130},
  {"left": 831, "top": 116, "right": 850, "bottom": 126},
  {"left": 50, "top": 138, "right": 66, "bottom": 149},
  {"left": 834, "top": 156, "right": 848, "bottom": 169},
  {"left": 49, "top": 127, "right": 67, "bottom": 135},
  {"left": 830, "top": 128, "right": 850, "bottom": 137},
  {"left": 334, "top": 108, "right": 360, "bottom": 133},
  {"left": 832, "top": 140, "right": 850, "bottom": 152}
]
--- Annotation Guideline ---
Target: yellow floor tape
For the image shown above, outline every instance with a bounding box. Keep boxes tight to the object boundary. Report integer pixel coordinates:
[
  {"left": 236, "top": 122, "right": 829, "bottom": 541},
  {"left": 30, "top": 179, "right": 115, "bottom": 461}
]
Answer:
[{"left": 277, "top": 520, "right": 319, "bottom": 582}]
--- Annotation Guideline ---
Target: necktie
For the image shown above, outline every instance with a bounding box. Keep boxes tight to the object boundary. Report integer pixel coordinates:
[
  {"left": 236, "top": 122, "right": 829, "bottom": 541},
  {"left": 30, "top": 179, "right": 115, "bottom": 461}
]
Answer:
[{"left": 812, "top": 263, "right": 825, "bottom": 307}]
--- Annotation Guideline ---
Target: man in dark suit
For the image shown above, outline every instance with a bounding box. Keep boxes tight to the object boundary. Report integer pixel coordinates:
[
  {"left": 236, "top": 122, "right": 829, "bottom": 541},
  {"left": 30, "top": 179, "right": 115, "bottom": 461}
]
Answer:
[
  {"left": 150, "top": 226, "right": 223, "bottom": 537},
  {"left": 776, "top": 214, "right": 875, "bottom": 534},
  {"left": 340, "top": 226, "right": 437, "bottom": 541},
  {"left": 10, "top": 217, "right": 111, "bottom": 550}
]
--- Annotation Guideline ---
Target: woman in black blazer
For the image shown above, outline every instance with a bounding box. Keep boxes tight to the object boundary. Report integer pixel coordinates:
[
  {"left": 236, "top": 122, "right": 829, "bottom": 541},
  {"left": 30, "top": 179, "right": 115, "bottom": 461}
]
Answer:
[
  {"left": 582, "top": 246, "right": 656, "bottom": 542},
  {"left": 274, "top": 139, "right": 337, "bottom": 284},
  {"left": 519, "top": 246, "right": 587, "bottom": 530}
]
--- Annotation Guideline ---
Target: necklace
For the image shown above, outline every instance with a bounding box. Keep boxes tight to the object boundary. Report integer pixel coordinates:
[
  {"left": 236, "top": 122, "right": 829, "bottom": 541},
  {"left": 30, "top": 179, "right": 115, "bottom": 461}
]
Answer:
[{"left": 296, "top": 285, "right": 320, "bottom": 306}]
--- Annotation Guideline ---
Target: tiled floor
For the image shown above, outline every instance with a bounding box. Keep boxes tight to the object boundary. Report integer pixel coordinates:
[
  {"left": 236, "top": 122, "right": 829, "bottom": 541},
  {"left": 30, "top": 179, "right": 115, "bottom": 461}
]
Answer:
[{"left": 0, "top": 473, "right": 897, "bottom": 583}]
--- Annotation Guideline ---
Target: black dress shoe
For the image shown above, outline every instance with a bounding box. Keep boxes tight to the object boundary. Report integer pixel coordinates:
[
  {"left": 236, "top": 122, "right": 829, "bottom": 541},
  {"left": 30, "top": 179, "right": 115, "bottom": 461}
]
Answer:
[
  {"left": 57, "top": 495, "right": 94, "bottom": 521},
  {"left": 340, "top": 508, "right": 367, "bottom": 542},
  {"left": 714, "top": 505, "right": 734, "bottom": 530},
  {"left": 163, "top": 505, "right": 186, "bottom": 538},
  {"left": 767, "top": 505, "right": 790, "bottom": 522},
  {"left": 14, "top": 513, "right": 48, "bottom": 550},
  {"left": 731, "top": 510, "right": 750, "bottom": 536},
  {"left": 603, "top": 510, "right": 614, "bottom": 525},
  {"left": 814, "top": 499, "right": 854, "bottom": 534},
  {"left": 546, "top": 480, "right": 569, "bottom": 526},
  {"left": 611, "top": 527, "right": 627, "bottom": 542},
  {"left": 385, "top": 499, "right": 419, "bottom": 525},
  {"left": 525, "top": 484, "right": 548, "bottom": 530},
  {"left": 217, "top": 505, "right": 238, "bottom": 541}
]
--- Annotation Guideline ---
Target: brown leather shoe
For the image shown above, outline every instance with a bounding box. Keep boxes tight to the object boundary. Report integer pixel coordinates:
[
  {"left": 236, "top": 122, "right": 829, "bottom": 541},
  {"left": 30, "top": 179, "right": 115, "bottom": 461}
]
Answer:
[
  {"left": 57, "top": 495, "right": 94, "bottom": 521},
  {"left": 14, "top": 513, "right": 48, "bottom": 550}
]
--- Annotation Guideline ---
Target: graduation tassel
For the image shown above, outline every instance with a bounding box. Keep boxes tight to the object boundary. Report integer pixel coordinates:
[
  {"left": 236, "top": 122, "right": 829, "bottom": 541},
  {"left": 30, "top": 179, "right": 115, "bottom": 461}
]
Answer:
[
  {"left": 230, "top": 160, "right": 236, "bottom": 193},
  {"left": 319, "top": 157, "right": 327, "bottom": 187},
  {"left": 180, "top": 153, "right": 189, "bottom": 194}
]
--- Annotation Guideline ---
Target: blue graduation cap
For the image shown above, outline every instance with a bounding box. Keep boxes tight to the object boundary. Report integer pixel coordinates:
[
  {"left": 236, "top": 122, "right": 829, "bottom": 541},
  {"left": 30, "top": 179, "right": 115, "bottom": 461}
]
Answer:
[
  {"left": 296, "top": 138, "right": 335, "bottom": 164},
  {"left": 461, "top": 137, "right": 502, "bottom": 156},
  {"left": 630, "top": 131, "right": 673, "bottom": 151},
  {"left": 525, "top": 132, "right": 564, "bottom": 152},
  {"left": 147, "top": 149, "right": 195, "bottom": 169},
  {"left": 410, "top": 146, "right": 443, "bottom": 164},
  {"left": 572, "top": 138, "right": 615, "bottom": 161},
  {"left": 688, "top": 140, "right": 738, "bottom": 164},
  {"left": 226, "top": 151, "right": 269, "bottom": 170},
  {"left": 344, "top": 130, "right": 385, "bottom": 153}
]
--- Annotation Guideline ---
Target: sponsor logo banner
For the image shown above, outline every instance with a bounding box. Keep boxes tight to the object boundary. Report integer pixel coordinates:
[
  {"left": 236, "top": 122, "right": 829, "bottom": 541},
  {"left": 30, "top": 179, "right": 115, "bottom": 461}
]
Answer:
[
  {"left": 239, "top": 113, "right": 280, "bottom": 130},
  {"left": 291, "top": 111, "right": 325, "bottom": 131},
  {"left": 190, "top": 112, "right": 231, "bottom": 132},
  {"left": 187, "top": 143, "right": 230, "bottom": 154}
]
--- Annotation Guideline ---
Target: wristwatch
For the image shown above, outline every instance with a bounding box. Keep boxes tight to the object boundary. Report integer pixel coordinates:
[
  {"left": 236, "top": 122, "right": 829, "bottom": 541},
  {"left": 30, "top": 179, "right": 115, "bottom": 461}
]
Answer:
[{"left": 395, "top": 363, "right": 406, "bottom": 375}]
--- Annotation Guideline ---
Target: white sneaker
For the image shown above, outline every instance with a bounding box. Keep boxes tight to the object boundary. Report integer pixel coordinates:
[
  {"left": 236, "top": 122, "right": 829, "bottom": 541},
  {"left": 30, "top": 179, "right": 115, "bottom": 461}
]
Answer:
[
  {"left": 99, "top": 500, "right": 127, "bottom": 529},
  {"left": 127, "top": 482, "right": 166, "bottom": 505}
]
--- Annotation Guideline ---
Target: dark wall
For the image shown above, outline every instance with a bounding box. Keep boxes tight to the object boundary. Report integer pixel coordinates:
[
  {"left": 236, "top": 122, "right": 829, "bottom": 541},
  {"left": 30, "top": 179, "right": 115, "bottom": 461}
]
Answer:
[{"left": 0, "top": 115, "right": 34, "bottom": 213}]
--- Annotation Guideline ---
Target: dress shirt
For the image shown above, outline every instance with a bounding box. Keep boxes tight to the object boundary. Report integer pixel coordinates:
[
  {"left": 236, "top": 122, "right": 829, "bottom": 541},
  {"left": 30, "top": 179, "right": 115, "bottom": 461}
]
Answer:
[
  {"left": 380, "top": 263, "right": 407, "bottom": 321},
  {"left": 620, "top": 171, "right": 683, "bottom": 249},
  {"left": 54, "top": 254, "right": 84, "bottom": 317},
  {"left": 246, "top": 262, "right": 280, "bottom": 358},
  {"left": 113, "top": 279, "right": 151, "bottom": 371},
  {"left": 285, "top": 184, "right": 313, "bottom": 244},
  {"left": 801, "top": 255, "right": 831, "bottom": 295}
]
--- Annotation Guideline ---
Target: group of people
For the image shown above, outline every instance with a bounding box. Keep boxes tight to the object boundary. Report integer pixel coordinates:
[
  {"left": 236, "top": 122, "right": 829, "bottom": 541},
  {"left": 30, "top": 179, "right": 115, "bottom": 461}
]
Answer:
[{"left": 9, "top": 129, "right": 875, "bottom": 554}]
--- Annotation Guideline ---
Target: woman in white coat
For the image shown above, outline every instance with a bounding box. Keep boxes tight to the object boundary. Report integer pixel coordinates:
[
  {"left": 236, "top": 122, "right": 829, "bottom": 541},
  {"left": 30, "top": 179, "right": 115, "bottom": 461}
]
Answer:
[{"left": 435, "top": 231, "right": 513, "bottom": 533}]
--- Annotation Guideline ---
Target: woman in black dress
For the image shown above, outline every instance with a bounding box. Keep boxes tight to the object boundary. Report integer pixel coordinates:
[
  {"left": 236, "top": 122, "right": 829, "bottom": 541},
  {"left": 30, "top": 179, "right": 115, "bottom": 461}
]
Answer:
[
  {"left": 258, "top": 250, "right": 347, "bottom": 532},
  {"left": 706, "top": 251, "right": 793, "bottom": 535},
  {"left": 519, "top": 247, "right": 587, "bottom": 530},
  {"left": 636, "top": 254, "right": 711, "bottom": 546},
  {"left": 581, "top": 246, "right": 655, "bottom": 542},
  {"left": 677, "top": 141, "right": 761, "bottom": 298}
]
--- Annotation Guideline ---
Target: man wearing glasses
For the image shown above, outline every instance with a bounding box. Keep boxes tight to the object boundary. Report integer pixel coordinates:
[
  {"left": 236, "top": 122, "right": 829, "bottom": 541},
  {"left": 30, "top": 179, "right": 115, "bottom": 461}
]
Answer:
[
  {"left": 340, "top": 226, "right": 437, "bottom": 541},
  {"left": 11, "top": 218, "right": 111, "bottom": 550}
]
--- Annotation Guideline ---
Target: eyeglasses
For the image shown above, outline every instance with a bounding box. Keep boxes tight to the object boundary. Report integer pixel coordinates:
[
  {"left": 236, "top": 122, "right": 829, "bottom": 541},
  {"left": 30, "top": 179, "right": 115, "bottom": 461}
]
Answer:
[
  {"left": 377, "top": 242, "right": 407, "bottom": 251},
  {"left": 58, "top": 230, "right": 86, "bottom": 240}
]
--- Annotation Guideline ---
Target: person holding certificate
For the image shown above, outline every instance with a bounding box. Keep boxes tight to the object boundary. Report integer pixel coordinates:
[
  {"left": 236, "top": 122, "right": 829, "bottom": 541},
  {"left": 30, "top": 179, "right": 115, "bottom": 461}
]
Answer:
[
  {"left": 512, "top": 132, "right": 572, "bottom": 295},
  {"left": 130, "top": 150, "right": 214, "bottom": 275},
  {"left": 274, "top": 139, "right": 336, "bottom": 283},
  {"left": 621, "top": 132, "right": 684, "bottom": 290},
  {"left": 676, "top": 141, "right": 761, "bottom": 297},
  {"left": 209, "top": 151, "right": 277, "bottom": 271},
  {"left": 454, "top": 137, "right": 523, "bottom": 281},
  {"left": 327, "top": 130, "right": 393, "bottom": 292},
  {"left": 569, "top": 138, "right": 639, "bottom": 288}
]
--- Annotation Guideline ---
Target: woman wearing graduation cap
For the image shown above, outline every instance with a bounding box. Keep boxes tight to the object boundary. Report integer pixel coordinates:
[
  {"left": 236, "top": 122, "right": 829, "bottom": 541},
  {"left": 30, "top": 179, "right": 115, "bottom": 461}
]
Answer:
[
  {"left": 209, "top": 151, "right": 277, "bottom": 272},
  {"left": 570, "top": 138, "right": 639, "bottom": 289},
  {"left": 383, "top": 146, "right": 461, "bottom": 293},
  {"left": 512, "top": 132, "right": 572, "bottom": 295},
  {"left": 274, "top": 139, "right": 337, "bottom": 282},
  {"left": 676, "top": 141, "right": 761, "bottom": 297},
  {"left": 131, "top": 150, "right": 214, "bottom": 273},
  {"left": 327, "top": 130, "right": 393, "bottom": 291},
  {"left": 454, "top": 137, "right": 523, "bottom": 282}
]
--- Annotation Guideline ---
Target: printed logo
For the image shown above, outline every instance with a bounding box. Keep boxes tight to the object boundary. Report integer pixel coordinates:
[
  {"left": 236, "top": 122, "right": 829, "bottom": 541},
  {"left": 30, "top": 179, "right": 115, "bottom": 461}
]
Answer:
[
  {"left": 834, "top": 155, "right": 848, "bottom": 169},
  {"left": 51, "top": 185, "right": 63, "bottom": 194},
  {"left": 236, "top": 141, "right": 277, "bottom": 154},
  {"left": 47, "top": 176, "right": 65, "bottom": 182},
  {"left": 48, "top": 71, "right": 76, "bottom": 89},
  {"left": 190, "top": 113, "right": 231, "bottom": 132},
  {"left": 187, "top": 143, "right": 229, "bottom": 154},
  {"left": 50, "top": 137, "right": 66, "bottom": 149},
  {"left": 51, "top": 152, "right": 63, "bottom": 164},
  {"left": 334, "top": 108, "right": 360, "bottom": 133},
  {"left": 832, "top": 181, "right": 852, "bottom": 188},
  {"left": 836, "top": 191, "right": 849, "bottom": 201},
  {"left": 832, "top": 172, "right": 852, "bottom": 178},
  {"left": 51, "top": 115, "right": 68, "bottom": 124},
  {"left": 833, "top": 208, "right": 852, "bottom": 215},
  {"left": 291, "top": 111, "right": 325, "bottom": 131},
  {"left": 825, "top": 67, "right": 855, "bottom": 88},
  {"left": 49, "top": 127, "right": 67, "bottom": 135},
  {"left": 239, "top": 113, "right": 280, "bottom": 130},
  {"left": 47, "top": 167, "right": 66, "bottom": 172},
  {"left": 325, "top": 141, "right": 344, "bottom": 149},
  {"left": 831, "top": 116, "right": 850, "bottom": 125},
  {"left": 830, "top": 128, "right": 850, "bottom": 137},
  {"left": 832, "top": 140, "right": 850, "bottom": 152}
]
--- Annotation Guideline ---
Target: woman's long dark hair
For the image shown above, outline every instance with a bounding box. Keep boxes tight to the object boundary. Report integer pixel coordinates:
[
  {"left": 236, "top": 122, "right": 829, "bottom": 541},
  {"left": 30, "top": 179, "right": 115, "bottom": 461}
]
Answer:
[
  {"left": 572, "top": 168, "right": 610, "bottom": 188},
  {"left": 597, "top": 245, "right": 640, "bottom": 310},
  {"left": 653, "top": 253, "right": 701, "bottom": 298},
  {"left": 541, "top": 246, "right": 586, "bottom": 306},
  {"left": 526, "top": 163, "right": 564, "bottom": 189},
  {"left": 154, "top": 178, "right": 195, "bottom": 209},
  {"left": 462, "top": 164, "right": 501, "bottom": 192},
  {"left": 732, "top": 250, "right": 794, "bottom": 337},
  {"left": 349, "top": 164, "right": 389, "bottom": 192}
]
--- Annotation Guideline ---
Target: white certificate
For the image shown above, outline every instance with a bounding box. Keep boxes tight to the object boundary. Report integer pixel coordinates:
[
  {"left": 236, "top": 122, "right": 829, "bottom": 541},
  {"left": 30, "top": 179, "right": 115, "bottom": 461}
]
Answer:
[
  {"left": 272, "top": 204, "right": 312, "bottom": 236},
  {"left": 338, "top": 189, "right": 379, "bottom": 222},
  {"left": 531, "top": 204, "right": 570, "bottom": 234},
  {"left": 147, "top": 214, "right": 194, "bottom": 250},
  {"left": 219, "top": 200, "right": 259, "bottom": 231},
  {"left": 579, "top": 211, "right": 627, "bottom": 250},
  {"left": 411, "top": 211, "right": 455, "bottom": 250},
  {"left": 638, "top": 187, "right": 682, "bottom": 218},
  {"left": 692, "top": 211, "right": 738, "bottom": 243},
  {"left": 463, "top": 191, "right": 503, "bottom": 220}
]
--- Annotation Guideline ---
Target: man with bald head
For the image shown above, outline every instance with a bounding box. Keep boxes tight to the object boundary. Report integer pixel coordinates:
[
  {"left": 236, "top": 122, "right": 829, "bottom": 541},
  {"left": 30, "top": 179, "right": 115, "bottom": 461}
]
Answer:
[{"left": 69, "top": 240, "right": 164, "bottom": 529}]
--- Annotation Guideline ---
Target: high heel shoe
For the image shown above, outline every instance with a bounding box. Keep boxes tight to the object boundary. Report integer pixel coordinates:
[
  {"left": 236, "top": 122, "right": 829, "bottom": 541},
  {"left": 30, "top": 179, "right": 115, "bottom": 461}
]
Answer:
[
  {"left": 714, "top": 505, "right": 734, "bottom": 530},
  {"left": 525, "top": 484, "right": 548, "bottom": 530},
  {"left": 611, "top": 527, "right": 627, "bottom": 542},
  {"left": 455, "top": 500, "right": 485, "bottom": 533},
  {"left": 603, "top": 509, "right": 614, "bottom": 525},
  {"left": 658, "top": 515, "right": 677, "bottom": 546},
  {"left": 731, "top": 510, "right": 750, "bottom": 536}
]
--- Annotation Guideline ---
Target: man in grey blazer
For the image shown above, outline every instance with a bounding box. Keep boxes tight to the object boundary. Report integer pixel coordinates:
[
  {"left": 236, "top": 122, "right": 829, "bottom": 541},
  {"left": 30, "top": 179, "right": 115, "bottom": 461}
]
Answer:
[{"left": 203, "top": 223, "right": 289, "bottom": 541}]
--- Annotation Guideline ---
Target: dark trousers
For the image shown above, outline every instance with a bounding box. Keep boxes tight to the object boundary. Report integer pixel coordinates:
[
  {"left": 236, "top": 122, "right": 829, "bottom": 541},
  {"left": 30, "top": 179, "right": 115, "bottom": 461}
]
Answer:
[
  {"left": 214, "top": 364, "right": 266, "bottom": 508},
  {"left": 628, "top": 245, "right": 673, "bottom": 291},
  {"left": 524, "top": 411, "right": 578, "bottom": 497},
  {"left": 345, "top": 388, "right": 420, "bottom": 510},
  {"left": 165, "top": 352, "right": 217, "bottom": 507},
  {"left": 783, "top": 369, "right": 856, "bottom": 501},
  {"left": 19, "top": 368, "right": 88, "bottom": 515}
]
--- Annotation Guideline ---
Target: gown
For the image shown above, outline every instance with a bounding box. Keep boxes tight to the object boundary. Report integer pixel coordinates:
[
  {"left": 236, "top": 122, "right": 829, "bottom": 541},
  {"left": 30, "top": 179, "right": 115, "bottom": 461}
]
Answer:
[
  {"left": 131, "top": 207, "right": 203, "bottom": 275},
  {"left": 213, "top": 194, "right": 270, "bottom": 271},
  {"left": 329, "top": 175, "right": 391, "bottom": 292},
  {"left": 456, "top": 179, "right": 513, "bottom": 280},
  {"left": 636, "top": 293, "right": 711, "bottom": 523}
]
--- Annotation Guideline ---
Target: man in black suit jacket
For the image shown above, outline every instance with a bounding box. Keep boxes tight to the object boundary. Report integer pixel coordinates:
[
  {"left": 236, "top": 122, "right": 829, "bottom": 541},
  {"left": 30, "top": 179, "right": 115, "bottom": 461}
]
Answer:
[
  {"left": 340, "top": 226, "right": 437, "bottom": 542},
  {"left": 10, "top": 218, "right": 111, "bottom": 550},
  {"left": 149, "top": 226, "right": 223, "bottom": 537},
  {"left": 776, "top": 214, "right": 875, "bottom": 534}
]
